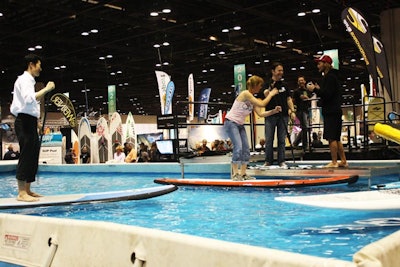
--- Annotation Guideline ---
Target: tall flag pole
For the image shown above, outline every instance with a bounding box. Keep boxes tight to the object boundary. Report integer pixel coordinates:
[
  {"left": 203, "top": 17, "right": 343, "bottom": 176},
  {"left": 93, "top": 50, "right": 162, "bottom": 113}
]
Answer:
[
  {"left": 342, "top": 7, "right": 379, "bottom": 96},
  {"left": 188, "top": 73, "right": 195, "bottom": 121},
  {"left": 234, "top": 64, "right": 246, "bottom": 97},
  {"left": 155, "top": 71, "right": 171, "bottom": 115},
  {"left": 372, "top": 35, "right": 393, "bottom": 101}
]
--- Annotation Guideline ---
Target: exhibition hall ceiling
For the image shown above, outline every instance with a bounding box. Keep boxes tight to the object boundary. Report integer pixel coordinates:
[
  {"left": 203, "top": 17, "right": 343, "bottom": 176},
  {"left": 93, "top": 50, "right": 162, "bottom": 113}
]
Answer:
[{"left": 0, "top": 0, "right": 399, "bottom": 116}]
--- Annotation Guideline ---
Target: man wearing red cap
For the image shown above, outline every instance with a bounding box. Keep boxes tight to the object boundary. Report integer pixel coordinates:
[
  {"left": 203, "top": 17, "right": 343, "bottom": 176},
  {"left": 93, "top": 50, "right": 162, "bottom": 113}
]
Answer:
[{"left": 307, "top": 55, "right": 348, "bottom": 168}]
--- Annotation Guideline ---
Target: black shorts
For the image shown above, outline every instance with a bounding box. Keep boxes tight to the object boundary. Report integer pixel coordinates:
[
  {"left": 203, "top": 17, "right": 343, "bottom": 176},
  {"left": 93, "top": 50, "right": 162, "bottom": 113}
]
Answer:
[{"left": 323, "top": 113, "right": 342, "bottom": 141}]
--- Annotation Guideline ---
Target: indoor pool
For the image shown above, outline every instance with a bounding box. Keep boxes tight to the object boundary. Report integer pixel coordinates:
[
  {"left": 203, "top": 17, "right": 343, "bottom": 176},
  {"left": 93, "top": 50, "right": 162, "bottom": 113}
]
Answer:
[{"left": 1, "top": 172, "right": 400, "bottom": 261}]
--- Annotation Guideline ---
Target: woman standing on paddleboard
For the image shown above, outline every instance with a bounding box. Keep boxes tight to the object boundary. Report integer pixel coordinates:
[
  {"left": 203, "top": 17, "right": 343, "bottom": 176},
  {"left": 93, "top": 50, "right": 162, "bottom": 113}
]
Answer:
[{"left": 224, "top": 75, "right": 281, "bottom": 181}]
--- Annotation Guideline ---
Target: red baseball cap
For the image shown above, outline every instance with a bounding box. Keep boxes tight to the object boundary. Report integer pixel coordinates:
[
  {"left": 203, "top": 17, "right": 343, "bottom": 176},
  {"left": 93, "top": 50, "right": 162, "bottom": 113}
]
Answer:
[{"left": 314, "top": 55, "right": 332, "bottom": 64}]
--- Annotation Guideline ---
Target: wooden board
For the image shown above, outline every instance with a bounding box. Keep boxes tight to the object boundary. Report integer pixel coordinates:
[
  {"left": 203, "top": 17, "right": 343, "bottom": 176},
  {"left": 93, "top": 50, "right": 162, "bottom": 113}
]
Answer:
[
  {"left": 0, "top": 185, "right": 177, "bottom": 209},
  {"left": 154, "top": 175, "right": 358, "bottom": 188}
]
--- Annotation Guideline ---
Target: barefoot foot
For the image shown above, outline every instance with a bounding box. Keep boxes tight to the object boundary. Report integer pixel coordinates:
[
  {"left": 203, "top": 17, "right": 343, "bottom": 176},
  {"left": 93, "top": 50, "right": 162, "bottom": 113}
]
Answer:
[
  {"left": 17, "top": 194, "right": 39, "bottom": 202},
  {"left": 28, "top": 192, "right": 43, "bottom": 197},
  {"left": 324, "top": 162, "right": 339, "bottom": 168}
]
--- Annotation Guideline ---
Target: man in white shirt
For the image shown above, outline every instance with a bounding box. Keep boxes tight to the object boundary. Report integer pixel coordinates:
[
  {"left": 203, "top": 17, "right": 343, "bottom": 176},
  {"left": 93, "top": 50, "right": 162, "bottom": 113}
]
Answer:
[{"left": 10, "top": 54, "right": 55, "bottom": 202}]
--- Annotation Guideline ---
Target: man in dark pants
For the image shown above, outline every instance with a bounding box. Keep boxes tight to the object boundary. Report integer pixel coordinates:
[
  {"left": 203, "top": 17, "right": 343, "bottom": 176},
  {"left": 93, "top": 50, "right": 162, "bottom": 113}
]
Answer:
[
  {"left": 261, "top": 62, "right": 295, "bottom": 168},
  {"left": 308, "top": 55, "right": 347, "bottom": 168},
  {"left": 10, "top": 54, "right": 55, "bottom": 202},
  {"left": 292, "top": 75, "right": 313, "bottom": 151}
]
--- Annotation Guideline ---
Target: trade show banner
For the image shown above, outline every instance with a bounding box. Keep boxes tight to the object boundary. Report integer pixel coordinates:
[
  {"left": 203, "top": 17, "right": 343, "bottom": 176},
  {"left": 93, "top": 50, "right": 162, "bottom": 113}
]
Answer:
[
  {"left": 164, "top": 81, "right": 175, "bottom": 115},
  {"left": 188, "top": 73, "right": 195, "bottom": 121},
  {"left": 108, "top": 85, "right": 116, "bottom": 116},
  {"left": 155, "top": 70, "right": 171, "bottom": 115},
  {"left": 234, "top": 64, "right": 246, "bottom": 97},
  {"left": 342, "top": 7, "right": 378, "bottom": 96},
  {"left": 373, "top": 35, "right": 393, "bottom": 101},
  {"left": 198, "top": 88, "right": 211, "bottom": 120},
  {"left": 50, "top": 93, "right": 77, "bottom": 128}
]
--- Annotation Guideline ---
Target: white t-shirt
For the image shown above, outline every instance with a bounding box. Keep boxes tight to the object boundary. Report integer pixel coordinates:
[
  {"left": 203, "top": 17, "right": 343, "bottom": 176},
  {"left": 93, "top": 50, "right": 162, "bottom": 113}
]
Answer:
[
  {"left": 10, "top": 71, "right": 39, "bottom": 118},
  {"left": 113, "top": 152, "right": 126, "bottom": 163}
]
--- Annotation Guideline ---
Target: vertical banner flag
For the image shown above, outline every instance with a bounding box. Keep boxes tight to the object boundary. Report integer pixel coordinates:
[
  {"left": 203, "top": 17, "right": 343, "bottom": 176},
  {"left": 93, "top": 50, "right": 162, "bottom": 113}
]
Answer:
[
  {"left": 164, "top": 81, "right": 175, "bottom": 114},
  {"left": 155, "top": 71, "right": 171, "bottom": 115},
  {"left": 108, "top": 85, "right": 116, "bottom": 116},
  {"left": 188, "top": 73, "right": 195, "bottom": 121},
  {"left": 50, "top": 93, "right": 77, "bottom": 128},
  {"left": 372, "top": 35, "right": 393, "bottom": 100},
  {"left": 342, "top": 7, "right": 378, "bottom": 96},
  {"left": 234, "top": 64, "right": 246, "bottom": 97},
  {"left": 198, "top": 88, "right": 211, "bottom": 120}
]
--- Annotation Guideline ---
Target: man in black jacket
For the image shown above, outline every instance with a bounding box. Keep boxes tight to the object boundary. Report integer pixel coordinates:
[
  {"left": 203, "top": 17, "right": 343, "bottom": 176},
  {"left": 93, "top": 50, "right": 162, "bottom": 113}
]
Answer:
[{"left": 308, "top": 55, "right": 348, "bottom": 168}]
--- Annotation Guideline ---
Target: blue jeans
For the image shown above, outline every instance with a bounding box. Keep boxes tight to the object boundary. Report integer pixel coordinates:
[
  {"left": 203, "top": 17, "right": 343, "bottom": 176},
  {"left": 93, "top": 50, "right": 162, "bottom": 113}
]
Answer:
[
  {"left": 265, "top": 115, "right": 289, "bottom": 164},
  {"left": 224, "top": 120, "right": 250, "bottom": 164}
]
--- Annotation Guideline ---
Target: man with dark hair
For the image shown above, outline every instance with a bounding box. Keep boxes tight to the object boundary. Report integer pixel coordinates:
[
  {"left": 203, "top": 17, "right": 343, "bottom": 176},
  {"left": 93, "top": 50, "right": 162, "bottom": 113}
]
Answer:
[
  {"left": 308, "top": 55, "right": 347, "bottom": 168},
  {"left": 10, "top": 54, "right": 55, "bottom": 201},
  {"left": 292, "top": 75, "right": 313, "bottom": 151},
  {"left": 260, "top": 62, "right": 295, "bottom": 168}
]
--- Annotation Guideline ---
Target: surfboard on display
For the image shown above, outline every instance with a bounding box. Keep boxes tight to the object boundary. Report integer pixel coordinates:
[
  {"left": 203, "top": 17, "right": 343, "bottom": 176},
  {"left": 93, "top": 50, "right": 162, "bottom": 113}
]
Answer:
[
  {"left": 124, "top": 112, "right": 136, "bottom": 147},
  {"left": 275, "top": 189, "right": 400, "bottom": 210},
  {"left": 71, "top": 129, "right": 80, "bottom": 164},
  {"left": 78, "top": 117, "right": 92, "bottom": 164},
  {"left": 109, "top": 112, "right": 123, "bottom": 154},
  {"left": 0, "top": 185, "right": 177, "bottom": 210},
  {"left": 96, "top": 117, "right": 112, "bottom": 163},
  {"left": 154, "top": 175, "right": 358, "bottom": 188},
  {"left": 367, "top": 97, "right": 384, "bottom": 132}
]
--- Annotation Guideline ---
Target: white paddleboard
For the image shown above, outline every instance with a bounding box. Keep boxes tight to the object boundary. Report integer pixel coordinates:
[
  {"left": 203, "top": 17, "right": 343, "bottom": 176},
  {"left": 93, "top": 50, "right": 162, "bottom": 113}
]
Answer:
[
  {"left": 0, "top": 185, "right": 177, "bottom": 209},
  {"left": 109, "top": 112, "right": 123, "bottom": 154},
  {"left": 96, "top": 117, "right": 112, "bottom": 163},
  {"left": 275, "top": 189, "right": 400, "bottom": 210},
  {"left": 78, "top": 117, "right": 92, "bottom": 163},
  {"left": 124, "top": 111, "right": 136, "bottom": 147}
]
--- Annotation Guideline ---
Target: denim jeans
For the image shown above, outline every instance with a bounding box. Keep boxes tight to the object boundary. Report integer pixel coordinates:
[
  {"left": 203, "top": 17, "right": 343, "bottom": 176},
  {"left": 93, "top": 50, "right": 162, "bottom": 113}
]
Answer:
[
  {"left": 224, "top": 119, "right": 250, "bottom": 164},
  {"left": 294, "top": 110, "right": 309, "bottom": 149},
  {"left": 264, "top": 115, "right": 289, "bottom": 164}
]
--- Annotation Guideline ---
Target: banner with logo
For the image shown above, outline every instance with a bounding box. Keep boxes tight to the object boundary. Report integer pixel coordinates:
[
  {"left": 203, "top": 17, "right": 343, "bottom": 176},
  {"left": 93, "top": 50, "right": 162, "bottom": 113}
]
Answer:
[
  {"left": 164, "top": 81, "right": 175, "bottom": 115},
  {"left": 234, "top": 64, "right": 246, "bottom": 97},
  {"left": 50, "top": 93, "right": 77, "bottom": 128},
  {"left": 198, "top": 88, "right": 211, "bottom": 120},
  {"left": 372, "top": 35, "right": 393, "bottom": 101},
  {"left": 155, "top": 70, "right": 171, "bottom": 114},
  {"left": 188, "top": 73, "right": 195, "bottom": 121},
  {"left": 107, "top": 85, "right": 116, "bottom": 116},
  {"left": 342, "top": 7, "right": 378, "bottom": 96}
]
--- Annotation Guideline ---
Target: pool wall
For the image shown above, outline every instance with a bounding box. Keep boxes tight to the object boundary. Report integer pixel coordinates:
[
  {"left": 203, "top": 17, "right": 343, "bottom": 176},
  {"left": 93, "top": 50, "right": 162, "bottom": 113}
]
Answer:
[{"left": 0, "top": 213, "right": 357, "bottom": 267}]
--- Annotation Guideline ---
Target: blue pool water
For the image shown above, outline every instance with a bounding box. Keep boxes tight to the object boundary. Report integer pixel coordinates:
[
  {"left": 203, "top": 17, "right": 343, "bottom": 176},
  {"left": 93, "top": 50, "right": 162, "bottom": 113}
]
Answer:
[{"left": 1, "top": 172, "right": 400, "bottom": 261}]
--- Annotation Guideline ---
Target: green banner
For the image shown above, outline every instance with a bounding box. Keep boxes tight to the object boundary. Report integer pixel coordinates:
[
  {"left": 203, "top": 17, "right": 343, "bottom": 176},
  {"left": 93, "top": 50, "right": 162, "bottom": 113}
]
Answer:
[
  {"left": 108, "top": 85, "right": 116, "bottom": 116},
  {"left": 234, "top": 64, "right": 246, "bottom": 95}
]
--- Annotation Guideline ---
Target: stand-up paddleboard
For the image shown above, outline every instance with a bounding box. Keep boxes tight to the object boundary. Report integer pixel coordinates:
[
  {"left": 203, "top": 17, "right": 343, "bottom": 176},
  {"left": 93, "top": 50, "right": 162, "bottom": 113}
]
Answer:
[
  {"left": 374, "top": 123, "right": 400, "bottom": 144},
  {"left": 0, "top": 185, "right": 177, "bottom": 210},
  {"left": 154, "top": 175, "right": 358, "bottom": 188},
  {"left": 78, "top": 117, "right": 92, "bottom": 164},
  {"left": 275, "top": 189, "right": 400, "bottom": 210},
  {"left": 368, "top": 97, "right": 384, "bottom": 132},
  {"left": 371, "top": 181, "right": 400, "bottom": 190},
  {"left": 109, "top": 112, "right": 123, "bottom": 154},
  {"left": 96, "top": 117, "right": 112, "bottom": 163},
  {"left": 124, "top": 112, "right": 136, "bottom": 147},
  {"left": 71, "top": 129, "right": 80, "bottom": 164}
]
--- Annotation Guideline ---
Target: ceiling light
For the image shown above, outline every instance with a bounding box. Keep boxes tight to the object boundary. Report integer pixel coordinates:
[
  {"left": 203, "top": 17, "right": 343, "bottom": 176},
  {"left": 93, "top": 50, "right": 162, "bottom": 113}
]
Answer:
[
  {"left": 233, "top": 26, "right": 241, "bottom": 31},
  {"left": 350, "top": 58, "right": 356, "bottom": 62},
  {"left": 300, "top": 66, "right": 305, "bottom": 69},
  {"left": 222, "top": 28, "right": 229, "bottom": 33},
  {"left": 90, "top": 29, "right": 98, "bottom": 33},
  {"left": 218, "top": 51, "right": 225, "bottom": 55},
  {"left": 153, "top": 44, "right": 160, "bottom": 48},
  {"left": 291, "top": 67, "right": 297, "bottom": 70},
  {"left": 35, "top": 45, "right": 42, "bottom": 49},
  {"left": 202, "top": 69, "right": 207, "bottom": 73},
  {"left": 276, "top": 41, "right": 283, "bottom": 45},
  {"left": 106, "top": 55, "right": 113, "bottom": 58},
  {"left": 254, "top": 61, "right": 261, "bottom": 64},
  {"left": 297, "top": 12, "right": 306, "bottom": 17},
  {"left": 162, "top": 9, "right": 171, "bottom": 13},
  {"left": 209, "top": 36, "right": 217, "bottom": 41},
  {"left": 81, "top": 32, "right": 89, "bottom": 36},
  {"left": 162, "top": 41, "right": 169, "bottom": 46},
  {"left": 163, "top": 62, "right": 169, "bottom": 65},
  {"left": 54, "top": 67, "right": 60, "bottom": 70},
  {"left": 155, "top": 63, "right": 161, "bottom": 67},
  {"left": 60, "top": 65, "right": 66, "bottom": 69},
  {"left": 150, "top": 12, "right": 158, "bottom": 16},
  {"left": 287, "top": 39, "right": 294, "bottom": 43},
  {"left": 110, "top": 72, "right": 116, "bottom": 75},
  {"left": 0, "top": 13, "right": 3, "bottom": 17},
  {"left": 73, "top": 79, "right": 78, "bottom": 83},
  {"left": 28, "top": 47, "right": 35, "bottom": 51},
  {"left": 210, "top": 52, "right": 216, "bottom": 56},
  {"left": 312, "top": 9, "right": 320, "bottom": 13},
  {"left": 209, "top": 68, "right": 215, "bottom": 72},
  {"left": 264, "top": 59, "right": 269, "bottom": 63},
  {"left": 117, "top": 70, "right": 122, "bottom": 74},
  {"left": 99, "top": 56, "right": 105, "bottom": 60}
]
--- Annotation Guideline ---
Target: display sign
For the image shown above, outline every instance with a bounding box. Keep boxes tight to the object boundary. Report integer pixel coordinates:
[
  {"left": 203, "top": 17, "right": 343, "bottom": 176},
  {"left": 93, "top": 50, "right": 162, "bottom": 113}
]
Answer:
[{"left": 157, "top": 115, "right": 187, "bottom": 129}]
